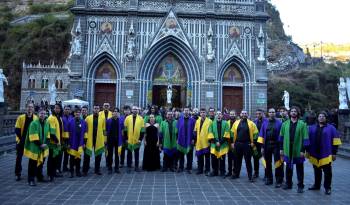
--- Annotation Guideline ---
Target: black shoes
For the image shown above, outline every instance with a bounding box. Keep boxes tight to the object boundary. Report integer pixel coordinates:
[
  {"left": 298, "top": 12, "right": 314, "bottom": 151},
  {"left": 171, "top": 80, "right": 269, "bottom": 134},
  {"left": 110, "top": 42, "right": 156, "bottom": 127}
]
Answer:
[
  {"left": 82, "top": 172, "right": 87, "bottom": 177},
  {"left": 28, "top": 181, "right": 36, "bottom": 186},
  {"left": 115, "top": 169, "right": 121, "bottom": 174},
  {"left": 308, "top": 185, "right": 320, "bottom": 191},
  {"left": 325, "top": 189, "right": 331, "bottom": 195},
  {"left": 95, "top": 171, "right": 102, "bottom": 175},
  {"left": 108, "top": 169, "right": 113, "bottom": 174},
  {"left": 15, "top": 175, "right": 21, "bottom": 181},
  {"left": 224, "top": 173, "right": 232, "bottom": 178},
  {"left": 253, "top": 173, "right": 259, "bottom": 178},
  {"left": 275, "top": 183, "right": 282, "bottom": 188},
  {"left": 196, "top": 171, "right": 203, "bottom": 175},
  {"left": 187, "top": 170, "right": 192, "bottom": 174},
  {"left": 282, "top": 184, "right": 292, "bottom": 190},
  {"left": 209, "top": 172, "right": 218, "bottom": 177},
  {"left": 297, "top": 187, "right": 304, "bottom": 193},
  {"left": 231, "top": 175, "right": 239, "bottom": 179}
]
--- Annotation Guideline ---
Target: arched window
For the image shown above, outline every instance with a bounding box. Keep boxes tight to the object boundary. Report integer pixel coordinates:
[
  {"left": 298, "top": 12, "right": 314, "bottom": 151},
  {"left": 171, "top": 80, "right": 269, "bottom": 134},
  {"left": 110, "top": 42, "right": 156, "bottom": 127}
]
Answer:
[
  {"left": 222, "top": 65, "right": 243, "bottom": 83},
  {"left": 28, "top": 75, "right": 35, "bottom": 88},
  {"left": 153, "top": 54, "right": 187, "bottom": 84},
  {"left": 60, "top": 80, "right": 63, "bottom": 89},
  {"left": 41, "top": 75, "right": 48, "bottom": 89},
  {"left": 56, "top": 77, "right": 63, "bottom": 89}
]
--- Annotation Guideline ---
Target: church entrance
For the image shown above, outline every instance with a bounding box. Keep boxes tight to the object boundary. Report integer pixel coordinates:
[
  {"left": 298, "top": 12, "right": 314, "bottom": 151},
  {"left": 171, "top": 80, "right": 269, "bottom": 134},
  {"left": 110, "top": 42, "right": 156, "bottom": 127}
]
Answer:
[
  {"left": 94, "top": 61, "right": 117, "bottom": 107},
  {"left": 151, "top": 54, "right": 187, "bottom": 108},
  {"left": 222, "top": 65, "right": 244, "bottom": 112}
]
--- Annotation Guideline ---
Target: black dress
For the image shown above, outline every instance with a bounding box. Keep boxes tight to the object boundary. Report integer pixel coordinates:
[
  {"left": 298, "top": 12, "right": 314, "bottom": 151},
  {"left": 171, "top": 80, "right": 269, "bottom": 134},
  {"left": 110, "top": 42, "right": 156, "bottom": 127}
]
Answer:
[{"left": 143, "top": 124, "right": 161, "bottom": 171}]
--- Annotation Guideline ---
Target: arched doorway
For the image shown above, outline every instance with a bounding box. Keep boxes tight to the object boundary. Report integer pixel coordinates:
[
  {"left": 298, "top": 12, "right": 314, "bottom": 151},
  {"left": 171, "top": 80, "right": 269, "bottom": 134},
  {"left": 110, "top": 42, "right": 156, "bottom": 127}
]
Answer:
[
  {"left": 222, "top": 65, "right": 244, "bottom": 112},
  {"left": 152, "top": 54, "right": 187, "bottom": 108},
  {"left": 94, "top": 61, "right": 117, "bottom": 107}
]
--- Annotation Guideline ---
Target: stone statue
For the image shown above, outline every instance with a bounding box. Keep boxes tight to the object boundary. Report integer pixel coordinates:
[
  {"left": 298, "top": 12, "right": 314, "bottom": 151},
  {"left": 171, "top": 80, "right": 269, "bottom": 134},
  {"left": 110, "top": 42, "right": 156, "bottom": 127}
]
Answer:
[
  {"left": 125, "top": 22, "right": 136, "bottom": 61},
  {"left": 0, "top": 68, "right": 9, "bottom": 103},
  {"left": 338, "top": 77, "right": 348, "bottom": 109},
  {"left": 206, "top": 23, "right": 215, "bottom": 62},
  {"left": 167, "top": 84, "right": 172, "bottom": 105},
  {"left": 69, "top": 18, "right": 82, "bottom": 59},
  {"left": 282, "top": 90, "right": 290, "bottom": 110},
  {"left": 256, "top": 25, "right": 265, "bottom": 62},
  {"left": 49, "top": 83, "right": 57, "bottom": 105}
]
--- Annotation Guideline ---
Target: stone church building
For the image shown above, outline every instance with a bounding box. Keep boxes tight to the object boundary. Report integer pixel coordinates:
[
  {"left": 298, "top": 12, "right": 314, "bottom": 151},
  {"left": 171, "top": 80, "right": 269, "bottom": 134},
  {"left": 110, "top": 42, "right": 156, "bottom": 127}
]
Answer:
[{"left": 21, "top": 0, "right": 269, "bottom": 114}]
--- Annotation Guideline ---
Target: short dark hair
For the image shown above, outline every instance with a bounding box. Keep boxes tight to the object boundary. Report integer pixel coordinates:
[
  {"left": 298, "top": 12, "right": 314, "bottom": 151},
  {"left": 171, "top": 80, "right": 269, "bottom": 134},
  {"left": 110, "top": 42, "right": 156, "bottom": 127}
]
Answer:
[
  {"left": 74, "top": 107, "right": 81, "bottom": 113},
  {"left": 318, "top": 111, "right": 328, "bottom": 118},
  {"left": 200, "top": 108, "right": 206, "bottom": 112},
  {"left": 82, "top": 106, "right": 88, "bottom": 110},
  {"left": 256, "top": 109, "right": 264, "bottom": 112},
  {"left": 289, "top": 106, "right": 301, "bottom": 116},
  {"left": 123, "top": 105, "right": 131, "bottom": 110},
  {"left": 114, "top": 107, "right": 120, "bottom": 112}
]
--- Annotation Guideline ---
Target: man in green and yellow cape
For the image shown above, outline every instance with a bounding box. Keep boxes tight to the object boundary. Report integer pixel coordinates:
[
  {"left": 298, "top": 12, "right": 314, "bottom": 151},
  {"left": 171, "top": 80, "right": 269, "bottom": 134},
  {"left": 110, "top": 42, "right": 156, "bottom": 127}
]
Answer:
[
  {"left": 208, "top": 111, "right": 230, "bottom": 177},
  {"left": 24, "top": 108, "right": 49, "bottom": 186},
  {"left": 83, "top": 105, "right": 106, "bottom": 175},
  {"left": 47, "top": 103, "right": 64, "bottom": 181},
  {"left": 124, "top": 106, "right": 144, "bottom": 173},
  {"left": 14, "top": 103, "right": 37, "bottom": 181}
]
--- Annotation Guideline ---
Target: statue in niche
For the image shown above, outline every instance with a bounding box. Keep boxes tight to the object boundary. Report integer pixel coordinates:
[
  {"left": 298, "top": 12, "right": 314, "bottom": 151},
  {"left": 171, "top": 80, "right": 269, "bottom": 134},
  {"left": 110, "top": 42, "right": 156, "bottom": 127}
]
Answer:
[
  {"left": 125, "top": 22, "right": 136, "bottom": 61},
  {"left": 206, "top": 23, "right": 215, "bottom": 62},
  {"left": 257, "top": 25, "right": 265, "bottom": 61}
]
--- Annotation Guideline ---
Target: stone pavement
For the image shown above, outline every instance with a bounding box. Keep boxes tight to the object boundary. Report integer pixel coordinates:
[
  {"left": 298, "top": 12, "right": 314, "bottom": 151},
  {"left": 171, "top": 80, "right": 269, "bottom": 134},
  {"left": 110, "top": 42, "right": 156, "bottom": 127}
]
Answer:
[{"left": 0, "top": 152, "right": 350, "bottom": 205}]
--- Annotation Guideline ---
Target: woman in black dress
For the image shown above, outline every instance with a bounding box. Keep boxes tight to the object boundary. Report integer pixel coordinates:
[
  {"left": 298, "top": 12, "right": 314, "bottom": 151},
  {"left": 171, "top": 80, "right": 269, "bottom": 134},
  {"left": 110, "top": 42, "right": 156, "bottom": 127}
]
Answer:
[{"left": 142, "top": 114, "right": 161, "bottom": 171}]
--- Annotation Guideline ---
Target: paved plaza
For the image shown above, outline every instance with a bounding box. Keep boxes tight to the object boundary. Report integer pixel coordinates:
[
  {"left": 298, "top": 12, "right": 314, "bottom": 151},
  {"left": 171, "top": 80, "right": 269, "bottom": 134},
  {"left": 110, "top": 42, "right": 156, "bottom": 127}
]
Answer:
[{"left": 0, "top": 152, "right": 349, "bottom": 205}]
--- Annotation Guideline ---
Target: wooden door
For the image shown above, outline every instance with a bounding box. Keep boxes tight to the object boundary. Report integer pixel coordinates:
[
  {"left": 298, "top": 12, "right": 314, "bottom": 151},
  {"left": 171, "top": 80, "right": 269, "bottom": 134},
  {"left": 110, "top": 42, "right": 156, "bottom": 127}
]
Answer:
[
  {"left": 222, "top": 86, "right": 243, "bottom": 112},
  {"left": 94, "top": 83, "right": 116, "bottom": 107}
]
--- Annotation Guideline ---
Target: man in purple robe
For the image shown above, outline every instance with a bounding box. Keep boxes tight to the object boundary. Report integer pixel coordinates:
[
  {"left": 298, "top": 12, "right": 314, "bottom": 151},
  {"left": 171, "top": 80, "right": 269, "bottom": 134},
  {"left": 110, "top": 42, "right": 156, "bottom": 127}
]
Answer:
[
  {"left": 60, "top": 105, "right": 73, "bottom": 172},
  {"left": 176, "top": 107, "right": 195, "bottom": 173},
  {"left": 253, "top": 109, "right": 268, "bottom": 178},
  {"left": 307, "top": 111, "right": 341, "bottom": 195},
  {"left": 258, "top": 108, "right": 283, "bottom": 187},
  {"left": 67, "top": 108, "right": 86, "bottom": 178}
]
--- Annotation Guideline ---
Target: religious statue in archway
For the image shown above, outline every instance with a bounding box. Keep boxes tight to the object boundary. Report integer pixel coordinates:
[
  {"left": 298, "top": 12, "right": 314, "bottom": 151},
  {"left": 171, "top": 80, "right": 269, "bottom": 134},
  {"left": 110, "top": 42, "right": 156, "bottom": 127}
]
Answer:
[
  {"left": 0, "top": 68, "right": 8, "bottom": 103},
  {"left": 338, "top": 77, "right": 348, "bottom": 109},
  {"left": 167, "top": 84, "right": 172, "bottom": 105}
]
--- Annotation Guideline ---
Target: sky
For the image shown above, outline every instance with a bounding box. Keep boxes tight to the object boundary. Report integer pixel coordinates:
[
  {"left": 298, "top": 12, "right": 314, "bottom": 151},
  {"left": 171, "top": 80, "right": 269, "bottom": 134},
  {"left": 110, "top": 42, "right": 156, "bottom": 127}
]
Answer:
[{"left": 270, "top": 0, "right": 350, "bottom": 45}]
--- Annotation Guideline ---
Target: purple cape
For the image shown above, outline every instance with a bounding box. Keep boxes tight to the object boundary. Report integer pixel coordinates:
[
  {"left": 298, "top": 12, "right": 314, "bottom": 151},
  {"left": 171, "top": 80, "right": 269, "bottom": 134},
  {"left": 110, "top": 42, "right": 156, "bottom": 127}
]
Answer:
[
  {"left": 258, "top": 119, "right": 282, "bottom": 147},
  {"left": 308, "top": 124, "right": 338, "bottom": 160},
  {"left": 68, "top": 118, "right": 86, "bottom": 155},
  {"left": 177, "top": 116, "right": 195, "bottom": 154}
]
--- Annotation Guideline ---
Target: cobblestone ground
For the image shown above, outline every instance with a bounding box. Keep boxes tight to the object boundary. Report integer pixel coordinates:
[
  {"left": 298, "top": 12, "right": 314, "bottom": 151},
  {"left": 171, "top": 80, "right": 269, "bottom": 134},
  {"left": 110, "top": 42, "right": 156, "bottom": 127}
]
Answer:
[{"left": 0, "top": 151, "right": 349, "bottom": 205}]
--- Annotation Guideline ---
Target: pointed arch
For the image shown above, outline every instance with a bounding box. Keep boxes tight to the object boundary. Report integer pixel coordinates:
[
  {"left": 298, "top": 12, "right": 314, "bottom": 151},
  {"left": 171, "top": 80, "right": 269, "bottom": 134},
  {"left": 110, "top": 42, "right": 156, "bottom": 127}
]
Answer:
[
  {"left": 87, "top": 52, "right": 122, "bottom": 108},
  {"left": 138, "top": 36, "right": 201, "bottom": 107}
]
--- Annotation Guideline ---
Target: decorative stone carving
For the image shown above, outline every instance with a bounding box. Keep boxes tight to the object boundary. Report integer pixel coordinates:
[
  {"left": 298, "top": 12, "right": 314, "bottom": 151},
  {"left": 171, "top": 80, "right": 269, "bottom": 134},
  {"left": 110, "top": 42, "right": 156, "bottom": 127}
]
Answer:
[
  {"left": 224, "top": 41, "right": 245, "bottom": 63},
  {"left": 206, "top": 23, "right": 215, "bottom": 62},
  {"left": 88, "top": 0, "right": 128, "bottom": 8},
  {"left": 257, "top": 24, "right": 265, "bottom": 62},
  {"left": 150, "top": 11, "right": 191, "bottom": 49},
  {"left": 124, "top": 22, "right": 136, "bottom": 61}
]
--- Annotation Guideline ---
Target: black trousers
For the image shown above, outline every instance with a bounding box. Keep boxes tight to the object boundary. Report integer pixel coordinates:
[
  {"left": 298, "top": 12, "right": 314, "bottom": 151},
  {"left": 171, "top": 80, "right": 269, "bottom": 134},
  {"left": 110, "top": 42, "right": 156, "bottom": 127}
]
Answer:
[
  {"left": 264, "top": 145, "right": 283, "bottom": 184},
  {"left": 47, "top": 148, "right": 58, "bottom": 178},
  {"left": 227, "top": 150, "right": 235, "bottom": 175},
  {"left": 197, "top": 152, "right": 210, "bottom": 173},
  {"left": 127, "top": 148, "right": 140, "bottom": 168},
  {"left": 15, "top": 143, "right": 25, "bottom": 176},
  {"left": 28, "top": 159, "right": 44, "bottom": 182},
  {"left": 82, "top": 153, "right": 102, "bottom": 173},
  {"left": 286, "top": 163, "right": 304, "bottom": 188},
  {"left": 177, "top": 148, "right": 194, "bottom": 170},
  {"left": 69, "top": 156, "right": 81, "bottom": 175},
  {"left": 120, "top": 144, "right": 126, "bottom": 166},
  {"left": 234, "top": 142, "right": 252, "bottom": 179},
  {"left": 163, "top": 153, "right": 176, "bottom": 170},
  {"left": 253, "top": 142, "right": 261, "bottom": 175},
  {"left": 211, "top": 154, "right": 226, "bottom": 175},
  {"left": 107, "top": 141, "right": 119, "bottom": 171},
  {"left": 313, "top": 163, "right": 332, "bottom": 189}
]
